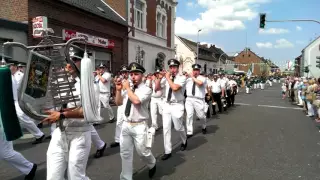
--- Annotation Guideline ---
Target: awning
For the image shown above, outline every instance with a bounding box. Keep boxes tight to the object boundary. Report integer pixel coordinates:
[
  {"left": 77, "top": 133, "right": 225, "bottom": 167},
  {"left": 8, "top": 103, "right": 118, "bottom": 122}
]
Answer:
[{"left": 225, "top": 69, "right": 235, "bottom": 75}]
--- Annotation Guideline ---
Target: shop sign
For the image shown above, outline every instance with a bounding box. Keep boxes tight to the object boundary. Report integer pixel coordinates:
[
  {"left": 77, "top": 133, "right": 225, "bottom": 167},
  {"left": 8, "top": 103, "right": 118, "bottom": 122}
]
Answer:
[
  {"left": 32, "top": 16, "right": 48, "bottom": 38},
  {"left": 62, "top": 29, "right": 114, "bottom": 49}
]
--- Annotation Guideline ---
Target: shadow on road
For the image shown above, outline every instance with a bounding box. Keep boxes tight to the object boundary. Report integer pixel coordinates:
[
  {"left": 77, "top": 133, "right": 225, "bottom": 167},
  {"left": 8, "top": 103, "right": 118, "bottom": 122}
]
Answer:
[
  {"left": 133, "top": 134, "right": 209, "bottom": 179},
  {"left": 9, "top": 166, "right": 47, "bottom": 180}
]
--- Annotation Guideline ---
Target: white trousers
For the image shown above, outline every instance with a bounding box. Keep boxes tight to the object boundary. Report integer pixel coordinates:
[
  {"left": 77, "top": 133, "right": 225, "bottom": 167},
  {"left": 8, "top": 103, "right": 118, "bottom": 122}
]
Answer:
[
  {"left": 150, "top": 97, "right": 164, "bottom": 129},
  {"left": 115, "top": 105, "right": 124, "bottom": 143},
  {"left": 120, "top": 121, "right": 156, "bottom": 180},
  {"left": 269, "top": 81, "right": 272, "bottom": 86},
  {"left": 14, "top": 102, "right": 44, "bottom": 138},
  {"left": 307, "top": 101, "right": 314, "bottom": 116},
  {"left": 99, "top": 93, "right": 115, "bottom": 120},
  {"left": 253, "top": 84, "right": 257, "bottom": 89},
  {"left": 47, "top": 128, "right": 91, "bottom": 180},
  {"left": 162, "top": 102, "right": 187, "bottom": 154},
  {"left": 91, "top": 127, "right": 105, "bottom": 149},
  {"left": 185, "top": 97, "right": 207, "bottom": 135},
  {"left": 260, "top": 83, "right": 265, "bottom": 89},
  {"left": 298, "top": 90, "right": 303, "bottom": 105},
  {"left": 0, "top": 135, "right": 33, "bottom": 175},
  {"left": 246, "top": 87, "right": 250, "bottom": 94}
]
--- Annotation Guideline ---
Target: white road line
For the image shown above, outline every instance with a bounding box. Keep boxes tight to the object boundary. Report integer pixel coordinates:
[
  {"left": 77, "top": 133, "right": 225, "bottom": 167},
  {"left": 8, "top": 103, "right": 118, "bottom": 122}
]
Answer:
[
  {"left": 257, "top": 104, "right": 302, "bottom": 110},
  {"left": 235, "top": 103, "right": 302, "bottom": 110}
]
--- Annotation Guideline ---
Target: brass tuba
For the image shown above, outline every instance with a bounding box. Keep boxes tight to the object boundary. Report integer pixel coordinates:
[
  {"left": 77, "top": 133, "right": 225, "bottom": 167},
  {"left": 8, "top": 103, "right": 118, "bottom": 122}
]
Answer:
[{"left": 3, "top": 31, "right": 86, "bottom": 122}]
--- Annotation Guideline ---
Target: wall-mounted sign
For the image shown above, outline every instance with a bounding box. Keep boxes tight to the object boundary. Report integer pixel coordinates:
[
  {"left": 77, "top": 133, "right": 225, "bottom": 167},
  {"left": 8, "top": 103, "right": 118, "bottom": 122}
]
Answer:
[
  {"left": 32, "top": 16, "right": 48, "bottom": 38},
  {"left": 62, "top": 29, "right": 115, "bottom": 49}
]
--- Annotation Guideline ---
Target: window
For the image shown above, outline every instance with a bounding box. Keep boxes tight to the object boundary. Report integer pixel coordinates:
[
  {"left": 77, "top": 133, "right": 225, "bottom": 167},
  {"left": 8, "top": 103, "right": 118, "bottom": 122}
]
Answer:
[
  {"left": 135, "top": 0, "right": 144, "bottom": 29},
  {"left": 156, "top": 5, "right": 167, "bottom": 38}
]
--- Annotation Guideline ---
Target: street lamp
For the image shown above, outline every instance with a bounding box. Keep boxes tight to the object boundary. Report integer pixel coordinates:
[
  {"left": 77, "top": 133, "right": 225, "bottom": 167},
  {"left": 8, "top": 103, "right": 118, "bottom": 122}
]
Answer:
[{"left": 196, "top": 29, "right": 202, "bottom": 63}]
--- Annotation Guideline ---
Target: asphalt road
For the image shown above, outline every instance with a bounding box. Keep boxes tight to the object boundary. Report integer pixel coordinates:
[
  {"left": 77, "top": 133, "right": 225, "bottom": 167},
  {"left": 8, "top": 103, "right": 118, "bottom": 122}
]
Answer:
[{"left": 2, "top": 82, "right": 320, "bottom": 180}]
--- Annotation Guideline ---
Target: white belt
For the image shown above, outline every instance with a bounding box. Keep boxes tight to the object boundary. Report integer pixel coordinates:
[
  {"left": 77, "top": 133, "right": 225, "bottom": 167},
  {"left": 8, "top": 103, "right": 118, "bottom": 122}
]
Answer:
[{"left": 166, "top": 100, "right": 184, "bottom": 104}]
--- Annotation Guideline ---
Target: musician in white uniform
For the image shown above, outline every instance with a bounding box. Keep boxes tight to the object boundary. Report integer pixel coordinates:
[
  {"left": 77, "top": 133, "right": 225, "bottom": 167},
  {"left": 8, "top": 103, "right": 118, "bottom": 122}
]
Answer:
[
  {"left": 209, "top": 74, "right": 224, "bottom": 114},
  {"left": 0, "top": 67, "right": 37, "bottom": 180},
  {"left": 185, "top": 64, "right": 207, "bottom": 138},
  {"left": 44, "top": 53, "right": 101, "bottom": 180},
  {"left": 160, "top": 59, "right": 187, "bottom": 161},
  {"left": 228, "top": 77, "right": 237, "bottom": 106},
  {"left": 150, "top": 68, "right": 166, "bottom": 130},
  {"left": 9, "top": 63, "right": 45, "bottom": 144},
  {"left": 115, "top": 62, "right": 156, "bottom": 180},
  {"left": 97, "top": 64, "right": 115, "bottom": 123},
  {"left": 110, "top": 65, "right": 130, "bottom": 148}
]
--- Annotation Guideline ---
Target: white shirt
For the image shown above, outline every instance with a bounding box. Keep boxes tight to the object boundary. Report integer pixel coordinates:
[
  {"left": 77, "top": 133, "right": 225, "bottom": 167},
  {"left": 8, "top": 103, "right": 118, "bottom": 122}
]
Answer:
[
  {"left": 185, "top": 75, "right": 206, "bottom": 98},
  {"left": 220, "top": 77, "right": 228, "bottom": 89},
  {"left": 123, "top": 83, "right": 152, "bottom": 122},
  {"left": 14, "top": 71, "right": 24, "bottom": 87},
  {"left": 164, "top": 74, "right": 186, "bottom": 102},
  {"left": 210, "top": 79, "right": 222, "bottom": 93},
  {"left": 228, "top": 80, "right": 237, "bottom": 87},
  {"left": 152, "top": 78, "right": 166, "bottom": 98},
  {"left": 11, "top": 75, "right": 18, "bottom": 101},
  {"left": 98, "top": 72, "right": 112, "bottom": 93}
]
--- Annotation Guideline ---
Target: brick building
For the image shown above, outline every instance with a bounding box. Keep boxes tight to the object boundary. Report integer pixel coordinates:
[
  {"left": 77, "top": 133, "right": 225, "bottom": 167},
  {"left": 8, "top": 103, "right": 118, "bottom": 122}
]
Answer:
[
  {"left": 0, "top": 0, "right": 128, "bottom": 73},
  {"left": 234, "top": 48, "right": 265, "bottom": 75},
  {"left": 126, "top": 0, "right": 178, "bottom": 73}
]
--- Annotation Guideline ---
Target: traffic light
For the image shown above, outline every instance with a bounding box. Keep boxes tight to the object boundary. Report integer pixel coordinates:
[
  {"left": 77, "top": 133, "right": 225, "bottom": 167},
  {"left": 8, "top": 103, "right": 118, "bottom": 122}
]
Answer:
[
  {"left": 316, "top": 56, "right": 320, "bottom": 69},
  {"left": 304, "top": 66, "right": 309, "bottom": 73},
  {"left": 259, "top": 13, "right": 266, "bottom": 29}
]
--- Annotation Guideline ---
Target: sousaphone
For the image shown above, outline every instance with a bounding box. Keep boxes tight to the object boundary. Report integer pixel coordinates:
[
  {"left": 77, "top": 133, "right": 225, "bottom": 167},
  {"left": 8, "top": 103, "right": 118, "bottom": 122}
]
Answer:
[{"left": 2, "top": 29, "right": 86, "bottom": 126}]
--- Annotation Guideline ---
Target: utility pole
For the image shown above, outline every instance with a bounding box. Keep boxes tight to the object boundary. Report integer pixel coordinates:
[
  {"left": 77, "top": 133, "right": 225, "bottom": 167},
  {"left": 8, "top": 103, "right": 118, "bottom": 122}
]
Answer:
[{"left": 196, "top": 29, "right": 202, "bottom": 63}]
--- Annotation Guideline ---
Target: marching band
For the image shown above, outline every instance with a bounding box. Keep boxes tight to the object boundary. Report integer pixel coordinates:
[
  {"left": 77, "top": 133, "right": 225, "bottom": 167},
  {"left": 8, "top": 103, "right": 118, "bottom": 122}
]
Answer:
[{"left": 1, "top": 55, "right": 244, "bottom": 180}]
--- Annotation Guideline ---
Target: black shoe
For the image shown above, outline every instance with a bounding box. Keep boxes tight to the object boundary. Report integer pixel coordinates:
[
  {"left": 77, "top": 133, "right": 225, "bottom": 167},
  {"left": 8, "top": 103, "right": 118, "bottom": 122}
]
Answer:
[
  {"left": 25, "top": 164, "right": 37, "bottom": 180},
  {"left": 212, "top": 112, "right": 216, "bottom": 115},
  {"left": 32, "top": 135, "right": 45, "bottom": 144},
  {"left": 187, "top": 134, "right": 193, "bottom": 139},
  {"left": 110, "top": 142, "right": 120, "bottom": 148},
  {"left": 161, "top": 153, "right": 171, "bottom": 160},
  {"left": 93, "top": 123, "right": 100, "bottom": 126},
  {"left": 202, "top": 128, "right": 207, "bottom": 134},
  {"left": 45, "top": 135, "right": 52, "bottom": 140},
  {"left": 94, "top": 143, "right": 107, "bottom": 158},
  {"left": 196, "top": 118, "right": 200, "bottom": 121},
  {"left": 149, "top": 164, "right": 156, "bottom": 178},
  {"left": 108, "top": 118, "right": 116, "bottom": 123},
  {"left": 37, "top": 123, "right": 43, "bottom": 128},
  {"left": 180, "top": 140, "right": 187, "bottom": 151}
]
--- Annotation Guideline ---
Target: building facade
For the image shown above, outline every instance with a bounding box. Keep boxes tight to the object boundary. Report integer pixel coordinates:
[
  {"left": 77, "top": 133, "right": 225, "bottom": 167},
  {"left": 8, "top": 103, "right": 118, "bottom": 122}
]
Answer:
[
  {"left": 301, "top": 36, "right": 320, "bottom": 78},
  {"left": 175, "top": 36, "right": 226, "bottom": 74},
  {"left": 127, "top": 0, "right": 177, "bottom": 73},
  {"left": 0, "top": 0, "right": 129, "bottom": 74},
  {"left": 233, "top": 48, "right": 265, "bottom": 76},
  {"left": 0, "top": 18, "right": 28, "bottom": 63},
  {"left": 294, "top": 55, "right": 302, "bottom": 77}
]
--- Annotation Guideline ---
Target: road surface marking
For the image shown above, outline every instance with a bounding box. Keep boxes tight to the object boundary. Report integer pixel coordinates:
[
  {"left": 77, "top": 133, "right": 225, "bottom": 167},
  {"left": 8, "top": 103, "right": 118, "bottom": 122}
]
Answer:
[{"left": 235, "top": 103, "right": 302, "bottom": 110}]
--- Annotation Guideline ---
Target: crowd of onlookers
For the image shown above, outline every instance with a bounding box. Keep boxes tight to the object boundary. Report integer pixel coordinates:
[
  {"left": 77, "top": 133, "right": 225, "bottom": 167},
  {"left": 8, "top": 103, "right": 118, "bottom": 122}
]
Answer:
[{"left": 282, "top": 76, "right": 320, "bottom": 122}]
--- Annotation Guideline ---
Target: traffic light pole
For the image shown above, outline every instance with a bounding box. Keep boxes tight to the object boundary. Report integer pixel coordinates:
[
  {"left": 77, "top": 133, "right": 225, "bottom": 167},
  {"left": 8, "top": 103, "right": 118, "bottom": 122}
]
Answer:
[{"left": 267, "top": 19, "right": 320, "bottom": 25}]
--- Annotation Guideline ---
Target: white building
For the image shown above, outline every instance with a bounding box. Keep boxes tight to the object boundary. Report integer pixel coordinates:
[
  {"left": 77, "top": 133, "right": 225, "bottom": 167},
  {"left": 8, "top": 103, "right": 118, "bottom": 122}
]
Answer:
[
  {"left": 127, "top": 0, "right": 178, "bottom": 73},
  {"left": 175, "top": 35, "right": 228, "bottom": 74},
  {"left": 301, "top": 36, "right": 320, "bottom": 78}
]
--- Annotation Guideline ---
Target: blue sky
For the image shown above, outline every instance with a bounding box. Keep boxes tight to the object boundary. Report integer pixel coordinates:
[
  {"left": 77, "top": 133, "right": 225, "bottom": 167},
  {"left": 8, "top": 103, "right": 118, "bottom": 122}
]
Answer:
[{"left": 175, "top": 0, "right": 319, "bottom": 68}]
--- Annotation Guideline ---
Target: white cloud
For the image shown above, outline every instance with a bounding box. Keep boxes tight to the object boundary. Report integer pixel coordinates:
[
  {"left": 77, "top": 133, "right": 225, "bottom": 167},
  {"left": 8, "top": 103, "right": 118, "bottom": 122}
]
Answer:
[
  {"left": 274, "top": 38, "right": 294, "bottom": 48},
  {"left": 259, "top": 28, "right": 289, "bottom": 34},
  {"left": 256, "top": 42, "right": 273, "bottom": 48},
  {"left": 175, "top": 0, "right": 271, "bottom": 35},
  {"left": 186, "top": 2, "right": 194, "bottom": 7},
  {"left": 296, "top": 26, "right": 302, "bottom": 31}
]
